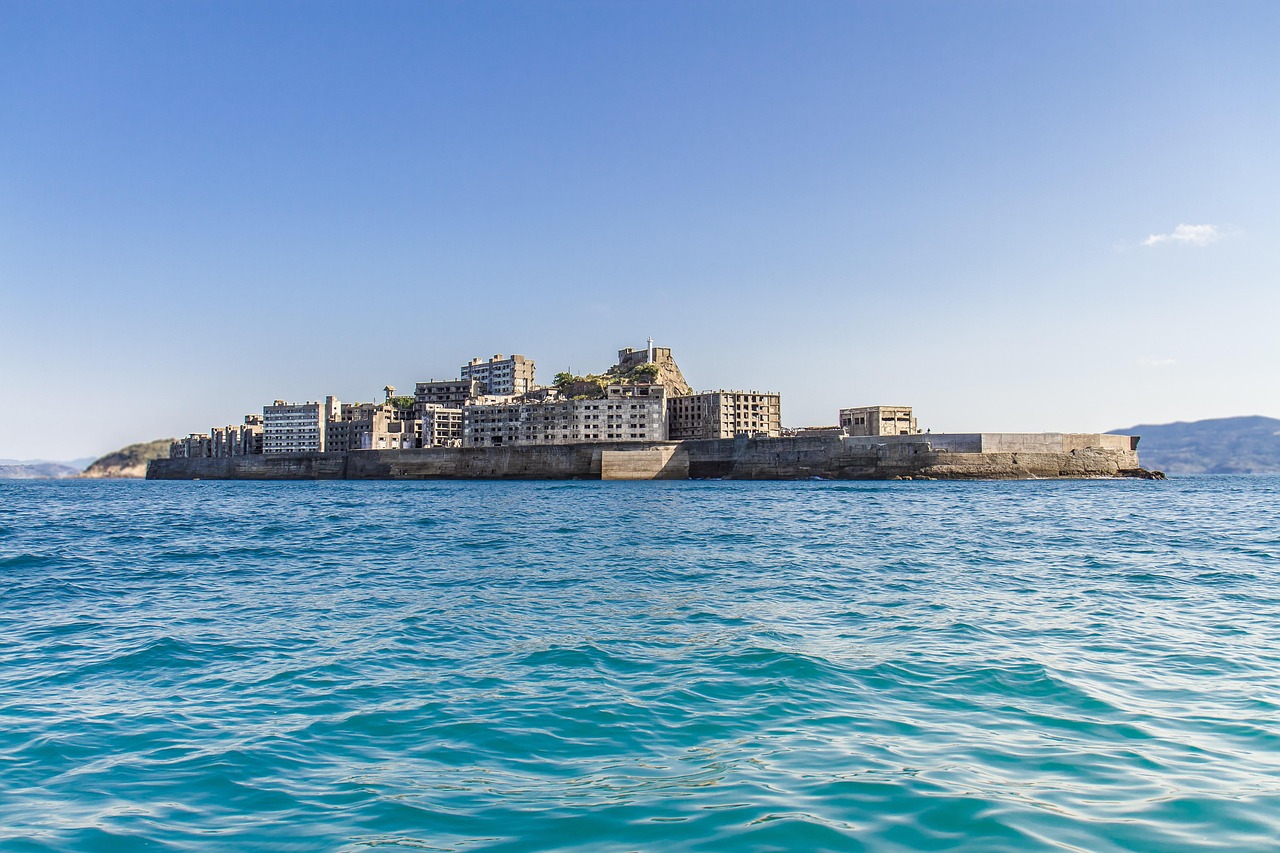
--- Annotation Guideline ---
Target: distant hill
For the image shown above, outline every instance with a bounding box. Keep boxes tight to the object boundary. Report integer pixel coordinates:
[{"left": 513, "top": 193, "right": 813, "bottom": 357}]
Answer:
[
  {"left": 0, "top": 462, "right": 82, "bottom": 480},
  {"left": 81, "top": 439, "right": 176, "bottom": 479},
  {"left": 1108, "top": 416, "right": 1280, "bottom": 475}
]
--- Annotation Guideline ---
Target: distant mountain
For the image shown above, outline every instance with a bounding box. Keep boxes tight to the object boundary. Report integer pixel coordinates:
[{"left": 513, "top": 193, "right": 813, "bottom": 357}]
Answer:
[
  {"left": 81, "top": 439, "right": 176, "bottom": 479},
  {"left": 0, "top": 456, "right": 96, "bottom": 472},
  {"left": 0, "top": 462, "right": 82, "bottom": 480},
  {"left": 1108, "top": 416, "right": 1280, "bottom": 475}
]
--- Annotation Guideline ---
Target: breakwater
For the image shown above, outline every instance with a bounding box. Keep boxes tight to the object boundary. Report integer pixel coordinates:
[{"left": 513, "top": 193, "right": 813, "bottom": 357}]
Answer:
[{"left": 147, "top": 432, "right": 1153, "bottom": 480}]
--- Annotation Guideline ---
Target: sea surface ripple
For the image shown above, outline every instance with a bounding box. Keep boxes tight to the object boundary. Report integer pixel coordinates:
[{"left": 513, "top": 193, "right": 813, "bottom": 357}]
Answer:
[{"left": 1, "top": 477, "right": 1278, "bottom": 851}]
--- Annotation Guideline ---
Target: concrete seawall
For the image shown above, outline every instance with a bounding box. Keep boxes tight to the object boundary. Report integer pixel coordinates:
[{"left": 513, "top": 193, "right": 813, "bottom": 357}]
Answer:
[{"left": 147, "top": 433, "right": 1150, "bottom": 481}]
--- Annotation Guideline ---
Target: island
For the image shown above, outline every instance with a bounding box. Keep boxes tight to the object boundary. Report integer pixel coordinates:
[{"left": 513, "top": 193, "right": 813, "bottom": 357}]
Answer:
[{"left": 148, "top": 341, "right": 1159, "bottom": 481}]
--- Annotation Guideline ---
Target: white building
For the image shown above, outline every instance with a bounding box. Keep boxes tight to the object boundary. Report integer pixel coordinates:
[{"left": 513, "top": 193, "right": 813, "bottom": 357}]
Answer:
[
  {"left": 263, "top": 399, "right": 337, "bottom": 453},
  {"left": 460, "top": 353, "right": 535, "bottom": 396}
]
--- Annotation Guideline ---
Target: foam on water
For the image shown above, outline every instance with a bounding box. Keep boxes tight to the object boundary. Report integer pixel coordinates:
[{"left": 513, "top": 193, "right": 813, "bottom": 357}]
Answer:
[{"left": 1, "top": 477, "right": 1278, "bottom": 851}]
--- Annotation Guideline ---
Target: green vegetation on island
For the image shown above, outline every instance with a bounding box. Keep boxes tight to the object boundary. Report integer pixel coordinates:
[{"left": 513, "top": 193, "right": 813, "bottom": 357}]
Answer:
[
  {"left": 81, "top": 439, "right": 177, "bottom": 479},
  {"left": 551, "top": 361, "right": 664, "bottom": 400}
]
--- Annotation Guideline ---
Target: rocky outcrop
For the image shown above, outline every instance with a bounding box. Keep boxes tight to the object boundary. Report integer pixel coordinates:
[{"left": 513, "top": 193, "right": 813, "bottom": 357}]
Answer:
[
  {"left": 82, "top": 439, "right": 176, "bottom": 479},
  {"left": 648, "top": 352, "right": 693, "bottom": 397},
  {"left": 611, "top": 346, "right": 693, "bottom": 396}
]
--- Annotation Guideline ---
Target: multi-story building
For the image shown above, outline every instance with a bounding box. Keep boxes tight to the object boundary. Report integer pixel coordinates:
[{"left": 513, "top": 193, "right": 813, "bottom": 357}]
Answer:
[
  {"left": 413, "top": 379, "right": 485, "bottom": 410},
  {"left": 263, "top": 399, "right": 336, "bottom": 453},
  {"left": 460, "top": 354, "right": 535, "bottom": 396},
  {"left": 326, "top": 401, "right": 418, "bottom": 451},
  {"left": 210, "top": 415, "right": 263, "bottom": 457},
  {"left": 464, "top": 384, "right": 667, "bottom": 447},
  {"left": 667, "top": 391, "right": 782, "bottom": 440},
  {"left": 170, "top": 433, "right": 212, "bottom": 459},
  {"left": 419, "top": 405, "right": 464, "bottom": 448},
  {"left": 839, "top": 405, "right": 918, "bottom": 436}
]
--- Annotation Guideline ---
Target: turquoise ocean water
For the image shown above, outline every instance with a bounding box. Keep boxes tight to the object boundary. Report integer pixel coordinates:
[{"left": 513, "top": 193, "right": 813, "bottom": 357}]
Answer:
[{"left": 2, "top": 477, "right": 1278, "bottom": 851}]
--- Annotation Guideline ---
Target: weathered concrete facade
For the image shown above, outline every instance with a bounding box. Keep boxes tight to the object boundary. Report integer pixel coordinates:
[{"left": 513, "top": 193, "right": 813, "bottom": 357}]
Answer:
[
  {"left": 840, "top": 405, "right": 918, "bottom": 436},
  {"left": 460, "top": 354, "right": 535, "bottom": 396},
  {"left": 419, "top": 405, "right": 464, "bottom": 447},
  {"left": 170, "top": 434, "right": 212, "bottom": 459},
  {"left": 414, "top": 379, "right": 484, "bottom": 409},
  {"left": 326, "top": 401, "right": 418, "bottom": 451},
  {"left": 668, "top": 391, "right": 782, "bottom": 440},
  {"left": 173, "top": 415, "right": 264, "bottom": 459},
  {"left": 210, "top": 416, "right": 263, "bottom": 456},
  {"left": 149, "top": 432, "right": 1149, "bottom": 481},
  {"left": 463, "top": 384, "right": 668, "bottom": 447},
  {"left": 263, "top": 400, "right": 335, "bottom": 453}
]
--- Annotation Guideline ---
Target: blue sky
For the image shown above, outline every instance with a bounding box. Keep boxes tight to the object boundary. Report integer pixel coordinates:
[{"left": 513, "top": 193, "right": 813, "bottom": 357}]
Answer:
[{"left": 2, "top": 1, "right": 1277, "bottom": 459}]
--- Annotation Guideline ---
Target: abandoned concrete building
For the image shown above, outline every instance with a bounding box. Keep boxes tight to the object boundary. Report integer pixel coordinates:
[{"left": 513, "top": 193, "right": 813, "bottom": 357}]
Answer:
[
  {"left": 413, "top": 379, "right": 485, "bottom": 410},
  {"left": 668, "top": 391, "right": 782, "bottom": 440},
  {"left": 460, "top": 354, "right": 536, "bottom": 396},
  {"left": 263, "top": 399, "right": 338, "bottom": 453},
  {"left": 169, "top": 341, "right": 808, "bottom": 459},
  {"left": 464, "top": 384, "right": 669, "bottom": 447},
  {"left": 839, "top": 405, "right": 919, "bottom": 436}
]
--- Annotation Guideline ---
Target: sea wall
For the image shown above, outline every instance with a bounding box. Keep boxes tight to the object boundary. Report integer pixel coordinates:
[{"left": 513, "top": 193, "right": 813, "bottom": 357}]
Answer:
[{"left": 147, "top": 433, "right": 1148, "bottom": 481}]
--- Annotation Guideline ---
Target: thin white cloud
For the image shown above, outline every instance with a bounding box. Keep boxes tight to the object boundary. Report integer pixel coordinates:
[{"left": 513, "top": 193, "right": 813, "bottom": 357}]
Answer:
[
  {"left": 1142, "top": 223, "right": 1222, "bottom": 247},
  {"left": 1137, "top": 356, "right": 1177, "bottom": 368}
]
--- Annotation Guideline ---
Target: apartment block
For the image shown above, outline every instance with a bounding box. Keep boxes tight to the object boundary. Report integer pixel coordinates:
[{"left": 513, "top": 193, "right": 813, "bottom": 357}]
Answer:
[
  {"left": 667, "top": 391, "right": 782, "bottom": 440},
  {"left": 839, "top": 405, "right": 918, "bottom": 436},
  {"left": 414, "top": 379, "right": 485, "bottom": 410},
  {"left": 326, "top": 401, "right": 418, "bottom": 452},
  {"left": 460, "top": 354, "right": 535, "bottom": 396},
  {"left": 170, "top": 434, "right": 212, "bottom": 459},
  {"left": 210, "top": 415, "right": 264, "bottom": 457},
  {"left": 464, "top": 384, "right": 667, "bottom": 447},
  {"left": 263, "top": 399, "right": 336, "bottom": 453},
  {"left": 419, "top": 405, "right": 464, "bottom": 448}
]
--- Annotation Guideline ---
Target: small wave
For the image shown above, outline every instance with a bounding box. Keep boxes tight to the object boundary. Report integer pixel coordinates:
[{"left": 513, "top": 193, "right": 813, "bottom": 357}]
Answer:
[
  {"left": 154, "top": 549, "right": 212, "bottom": 564},
  {"left": 515, "top": 643, "right": 651, "bottom": 676},
  {"left": 72, "top": 636, "right": 242, "bottom": 677},
  {"left": 0, "top": 553, "right": 61, "bottom": 570},
  {"left": 3, "top": 476, "right": 1280, "bottom": 850},
  {"left": 1193, "top": 570, "right": 1259, "bottom": 584}
]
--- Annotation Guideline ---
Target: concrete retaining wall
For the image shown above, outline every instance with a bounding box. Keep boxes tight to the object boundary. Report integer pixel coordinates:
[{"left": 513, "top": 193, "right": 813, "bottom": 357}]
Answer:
[
  {"left": 601, "top": 446, "right": 689, "bottom": 480},
  {"left": 148, "top": 433, "right": 1145, "bottom": 481}
]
